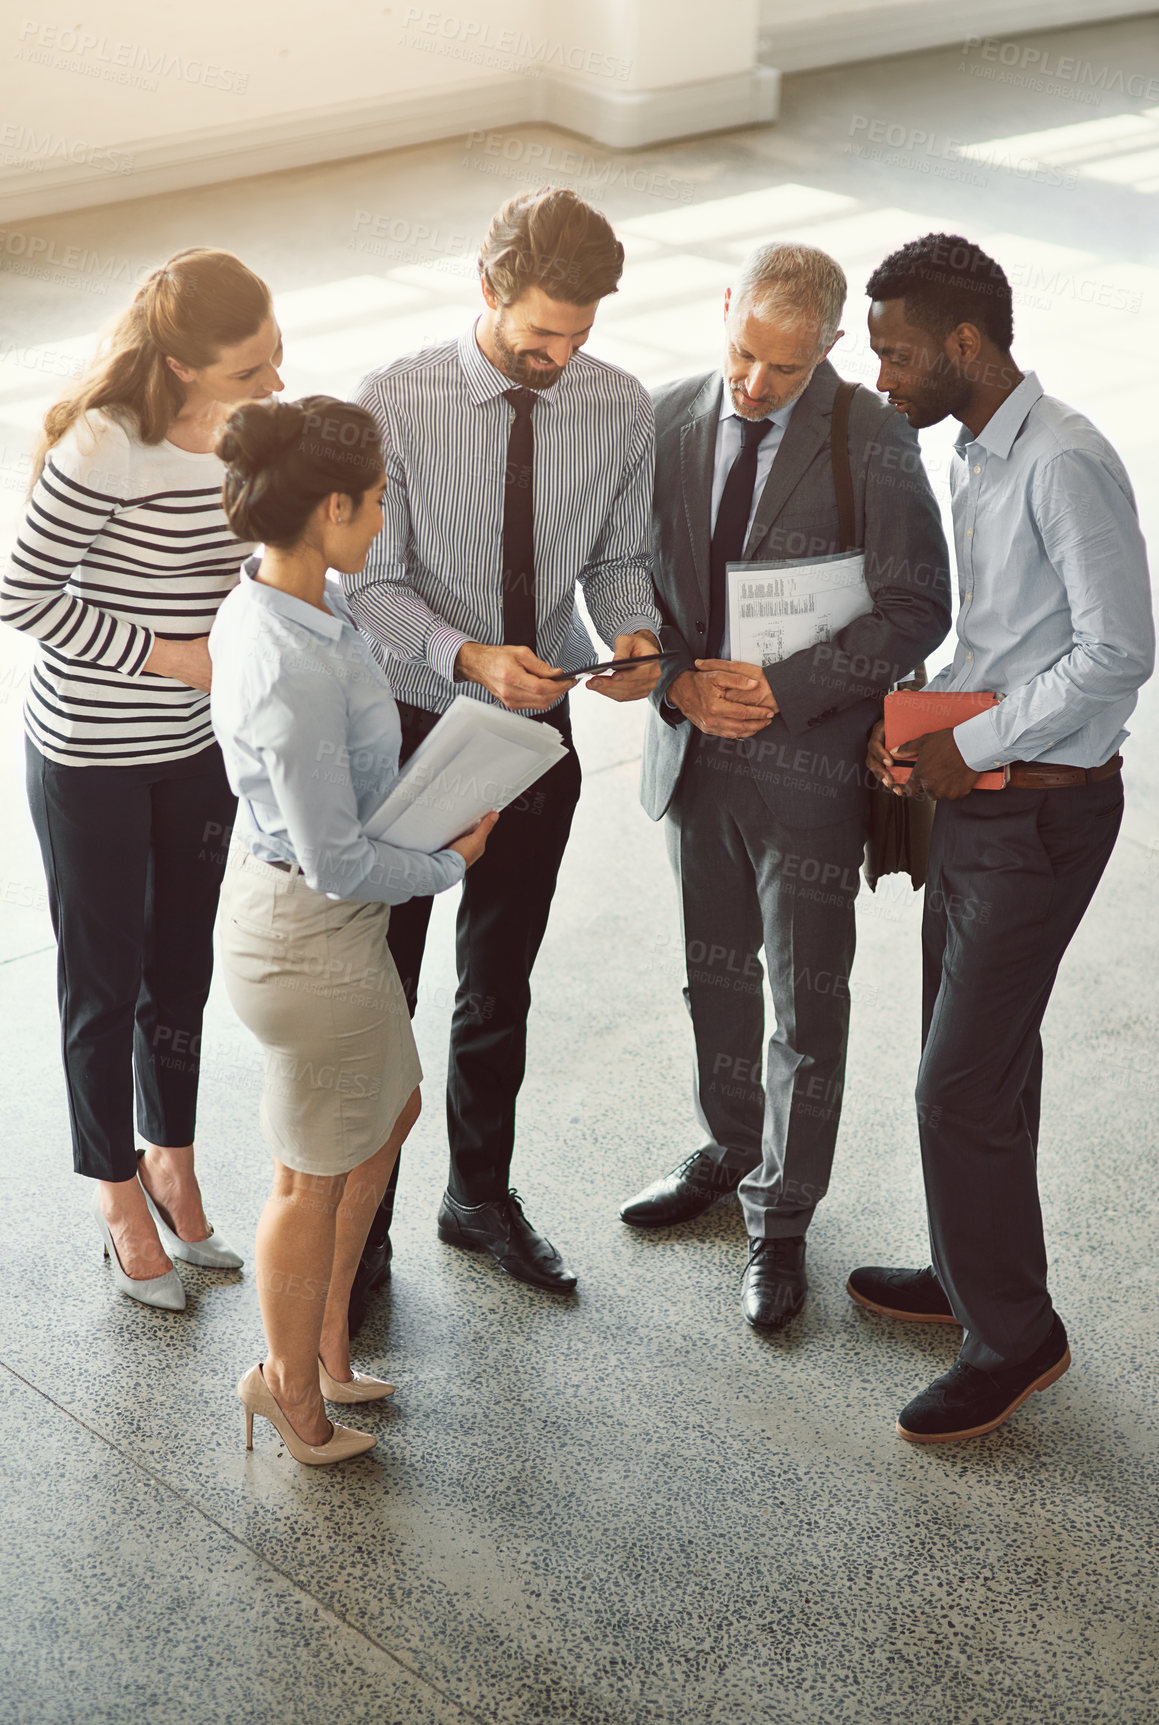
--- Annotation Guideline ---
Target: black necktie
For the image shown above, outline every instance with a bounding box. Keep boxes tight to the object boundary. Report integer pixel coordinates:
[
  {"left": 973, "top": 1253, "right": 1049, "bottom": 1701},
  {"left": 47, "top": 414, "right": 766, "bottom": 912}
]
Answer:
[
  {"left": 707, "top": 415, "right": 774, "bottom": 659},
  {"left": 502, "top": 387, "right": 537, "bottom": 651}
]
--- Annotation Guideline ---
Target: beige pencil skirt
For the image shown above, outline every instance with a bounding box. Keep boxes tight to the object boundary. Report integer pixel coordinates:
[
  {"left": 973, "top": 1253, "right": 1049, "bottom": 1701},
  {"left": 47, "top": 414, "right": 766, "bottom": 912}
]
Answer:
[{"left": 217, "top": 848, "right": 421, "bottom": 1176}]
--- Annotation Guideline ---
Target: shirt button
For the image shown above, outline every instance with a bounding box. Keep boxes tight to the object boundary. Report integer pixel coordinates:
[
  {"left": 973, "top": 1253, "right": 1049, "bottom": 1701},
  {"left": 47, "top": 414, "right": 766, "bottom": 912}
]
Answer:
[
  {"left": 966, "top": 528, "right": 973, "bottom": 537},
  {"left": 966, "top": 652, "right": 973, "bottom": 661},
  {"left": 973, "top": 464, "right": 981, "bottom": 473},
  {"left": 964, "top": 591, "right": 972, "bottom": 600}
]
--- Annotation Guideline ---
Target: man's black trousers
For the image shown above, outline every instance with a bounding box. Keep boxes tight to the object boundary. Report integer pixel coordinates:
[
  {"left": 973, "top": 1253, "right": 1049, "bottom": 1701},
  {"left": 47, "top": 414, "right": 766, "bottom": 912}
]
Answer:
[
  {"left": 917, "top": 772, "right": 1123, "bottom": 1369},
  {"left": 378, "top": 699, "right": 581, "bottom": 1224}
]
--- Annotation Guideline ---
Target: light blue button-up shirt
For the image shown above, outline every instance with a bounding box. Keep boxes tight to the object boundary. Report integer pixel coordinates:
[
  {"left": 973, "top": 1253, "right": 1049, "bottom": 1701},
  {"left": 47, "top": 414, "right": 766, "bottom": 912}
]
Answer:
[
  {"left": 929, "top": 371, "right": 1153, "bottom": 770},
  {"left": 209, "top": 561, "right": 466, "bottom": 904}
]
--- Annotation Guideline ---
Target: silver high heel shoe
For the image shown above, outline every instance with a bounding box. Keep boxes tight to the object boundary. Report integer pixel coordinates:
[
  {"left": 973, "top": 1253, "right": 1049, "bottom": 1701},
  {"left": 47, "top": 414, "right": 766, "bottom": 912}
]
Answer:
[
  {"left": 92, "top": 1196, "right": 186, "bottom": 1311},
  {"left": 137, "top": 1153, "right": 244, "bottom": 1270},
  {"left": 318, "top": 1358, "right": 395, "bottom": 1403}
]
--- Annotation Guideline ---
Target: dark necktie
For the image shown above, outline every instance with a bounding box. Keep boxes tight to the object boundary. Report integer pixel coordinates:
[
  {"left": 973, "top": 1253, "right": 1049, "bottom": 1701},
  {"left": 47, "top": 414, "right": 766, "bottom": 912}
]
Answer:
[
  {"left": 501, "top": 387, "right": 537, "bottom": 651},
  {"left": 707, "top": 415, "right": 775, "bottom": 659}
]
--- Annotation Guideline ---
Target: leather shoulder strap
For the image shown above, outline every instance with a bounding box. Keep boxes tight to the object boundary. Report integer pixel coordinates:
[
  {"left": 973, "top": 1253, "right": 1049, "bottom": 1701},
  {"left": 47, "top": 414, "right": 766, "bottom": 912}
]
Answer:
[
  {"left": 831, "top": 378, "right": 928, "bottom": 687},
  {"left": 830, "top": 379, "right": 858, "bottom": 552}
]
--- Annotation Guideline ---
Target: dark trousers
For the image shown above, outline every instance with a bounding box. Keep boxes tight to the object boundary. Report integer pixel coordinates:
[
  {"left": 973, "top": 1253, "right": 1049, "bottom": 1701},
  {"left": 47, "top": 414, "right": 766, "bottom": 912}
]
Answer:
[
  {"left": 916, "top": 774, "right": 1123, "bottom": 1369},
  {"left": 25, "top": 737, "right": 236, "bottom": 1183},
  {"left": 667, "top": 734, "right": 864, "bottom": 1237},
  {"left": 380, "top": 700, "right": 581, "bottom": 1212}
]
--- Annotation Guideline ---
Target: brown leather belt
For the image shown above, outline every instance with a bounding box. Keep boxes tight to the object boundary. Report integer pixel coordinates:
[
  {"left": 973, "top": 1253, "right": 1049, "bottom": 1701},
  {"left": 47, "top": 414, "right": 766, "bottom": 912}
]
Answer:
[{"left": 1005, "top": 754, "right": 1122, "bottom": 790}]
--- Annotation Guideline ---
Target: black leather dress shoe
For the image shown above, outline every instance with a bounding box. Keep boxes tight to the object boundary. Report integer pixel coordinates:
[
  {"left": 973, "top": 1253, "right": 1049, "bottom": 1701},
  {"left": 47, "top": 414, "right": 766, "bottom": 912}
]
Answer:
[
  {"left": 437, "top": 1189, "right": 577, "bottom": 1293},
  {"left": 846, "top": 1264, "right": 958, "bottom": 1325},
  {"left": 619, "top": 1152, "right": 746, "bottom": 1229},
  {"left": 347, "top": 1235, "right": 392, "bottom": 1340},
  {"left": 897, "top": 1314, "right": 1070, "bottom": 1444},
  {"left": 741, "top": 1235, "right": 807, "bottom": 1331}
]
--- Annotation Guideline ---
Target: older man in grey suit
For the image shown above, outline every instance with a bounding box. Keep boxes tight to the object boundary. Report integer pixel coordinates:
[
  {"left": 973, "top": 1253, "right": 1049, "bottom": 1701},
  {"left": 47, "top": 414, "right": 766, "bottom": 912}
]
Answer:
[{"left": 620, "top": 242, "right": 951, "bottom": 1331}]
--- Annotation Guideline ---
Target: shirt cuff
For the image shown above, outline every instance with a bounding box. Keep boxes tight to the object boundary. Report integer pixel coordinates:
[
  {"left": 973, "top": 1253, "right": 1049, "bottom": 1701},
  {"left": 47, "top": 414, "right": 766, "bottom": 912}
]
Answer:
[
  {"left": 426, "top": 621, "right": 471, "bottom": 686},
  {"left": 122, "top": 624, "right": 155, "bottom": 678},
  {"left": 613, "top": 615, "right": 662, "bottom": 644},
  {"left": 953, "top": 706, "right": 1007, "bottom": 773}
]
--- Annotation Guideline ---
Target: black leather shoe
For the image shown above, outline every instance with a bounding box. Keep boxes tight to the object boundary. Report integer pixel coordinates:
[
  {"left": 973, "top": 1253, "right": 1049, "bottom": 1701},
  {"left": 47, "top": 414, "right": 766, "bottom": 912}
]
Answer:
[
  {"left": 847, "top": 1264, "right": 958, "bottom": 1325},
  {"left": 437, "top": 1188, "right": 577, "bottom": 1293},
  {"left": 619, "top": 1152, "right": 746, "bottom": 1229},
  {"left": 741, "top": 1235, "right": 807, "bottom": 1331},
  {"left": 897, "top": 1314, "right": 1070, "bottom": 1444},
  {"left": 347, "top": 1235, "right": 392, "bottom": 1340}
]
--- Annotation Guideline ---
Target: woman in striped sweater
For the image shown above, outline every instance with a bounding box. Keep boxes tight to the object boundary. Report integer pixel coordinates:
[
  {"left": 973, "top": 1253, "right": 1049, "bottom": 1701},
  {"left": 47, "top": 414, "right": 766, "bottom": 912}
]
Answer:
[{"left": 0, "top": 248, "right": 283, "bottom": 1310}]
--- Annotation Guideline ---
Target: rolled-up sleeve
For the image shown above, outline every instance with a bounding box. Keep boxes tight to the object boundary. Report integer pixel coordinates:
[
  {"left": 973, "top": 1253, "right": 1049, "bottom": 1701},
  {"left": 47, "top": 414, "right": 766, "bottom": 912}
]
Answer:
[{"left": 577, "top": 388, "right": 661, "bottom": 647}]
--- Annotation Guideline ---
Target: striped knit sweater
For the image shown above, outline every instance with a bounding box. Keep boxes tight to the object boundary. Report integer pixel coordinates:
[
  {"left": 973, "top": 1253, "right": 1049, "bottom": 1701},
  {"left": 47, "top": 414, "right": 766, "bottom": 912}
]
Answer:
[{"left": 0, "top": 410, "right": 253, "bottom": 766}]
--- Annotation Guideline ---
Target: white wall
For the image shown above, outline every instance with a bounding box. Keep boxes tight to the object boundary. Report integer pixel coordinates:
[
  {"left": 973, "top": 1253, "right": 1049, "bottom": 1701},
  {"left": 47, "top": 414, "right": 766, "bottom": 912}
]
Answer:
[
  {"left": 0, "top": 0, "right": 771, "bottom": 221},
  {"left": 758, "top": 0, "right": 1159, "bottom": 72}
]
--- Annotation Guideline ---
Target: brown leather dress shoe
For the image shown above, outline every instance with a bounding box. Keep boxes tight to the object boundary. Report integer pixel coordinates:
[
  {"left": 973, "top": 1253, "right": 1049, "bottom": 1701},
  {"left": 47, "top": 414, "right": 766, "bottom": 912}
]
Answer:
[{"left": 846, "top": 1264, "right": 957, "bottom": 1324}]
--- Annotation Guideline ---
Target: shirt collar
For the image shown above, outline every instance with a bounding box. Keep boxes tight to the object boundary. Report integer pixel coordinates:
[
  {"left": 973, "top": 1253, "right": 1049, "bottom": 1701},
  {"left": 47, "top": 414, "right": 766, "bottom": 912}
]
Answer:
[
  {"left": 717, "top": 381, "right": 798, "bottom": 434},
  {"left": 240, "top": 555, "right": 345, "bottom": 640},
  {"left": 954, "top": 370, "right": 1044, "bottom": 460},
  {"left": 457, "top": 319, "right": 566, "bottom": 409}
]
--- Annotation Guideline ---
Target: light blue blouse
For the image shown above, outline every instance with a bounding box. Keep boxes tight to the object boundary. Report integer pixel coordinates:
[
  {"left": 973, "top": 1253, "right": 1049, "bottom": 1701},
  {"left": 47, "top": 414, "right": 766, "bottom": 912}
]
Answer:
[{"left": 209, "top": 560, "right": 466, "bottom": 904}]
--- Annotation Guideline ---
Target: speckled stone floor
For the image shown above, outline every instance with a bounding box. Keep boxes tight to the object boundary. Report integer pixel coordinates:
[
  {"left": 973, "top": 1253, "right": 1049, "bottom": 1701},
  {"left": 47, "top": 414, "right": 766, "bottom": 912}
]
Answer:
[{"left": 1, "top": 14, "right": 1158, "bottom": 1725}]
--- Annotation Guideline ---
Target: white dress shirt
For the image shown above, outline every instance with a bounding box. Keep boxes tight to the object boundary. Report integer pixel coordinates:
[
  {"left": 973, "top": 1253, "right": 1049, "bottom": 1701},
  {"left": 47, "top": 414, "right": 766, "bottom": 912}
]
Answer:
[{"left": 711, "top": 386, "right": 797, "bottom": 659}]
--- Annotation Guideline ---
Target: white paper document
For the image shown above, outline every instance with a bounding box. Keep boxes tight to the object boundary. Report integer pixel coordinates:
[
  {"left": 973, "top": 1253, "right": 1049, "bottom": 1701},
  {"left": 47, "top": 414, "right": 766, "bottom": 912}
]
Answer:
[
  {"left": 365, "top": 695, "right": 568, "bottom": 854},
  {"left": 726, "top": 552, "right": 872, "bottom": 666}
]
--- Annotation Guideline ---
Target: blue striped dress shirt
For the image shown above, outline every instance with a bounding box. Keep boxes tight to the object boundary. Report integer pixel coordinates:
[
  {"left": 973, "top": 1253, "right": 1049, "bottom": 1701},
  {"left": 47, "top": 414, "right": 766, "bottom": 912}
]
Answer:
[
  {"left": 346, "top": 322, "right": 661, "bottom": 715},
  {"left": 930, "top": 372, "right": 1154, "bottom": 770}
]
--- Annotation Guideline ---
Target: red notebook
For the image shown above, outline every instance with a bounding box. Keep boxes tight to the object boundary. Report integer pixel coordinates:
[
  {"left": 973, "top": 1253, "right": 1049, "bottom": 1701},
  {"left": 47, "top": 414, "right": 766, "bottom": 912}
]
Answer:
[{"left": 884, "top": 690, "right": 1008, "bottom": 790}]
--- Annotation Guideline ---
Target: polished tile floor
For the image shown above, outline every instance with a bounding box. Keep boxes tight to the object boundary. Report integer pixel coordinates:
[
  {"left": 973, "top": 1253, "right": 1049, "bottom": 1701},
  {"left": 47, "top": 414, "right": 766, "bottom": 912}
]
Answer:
[{"left": 1, "top": 14, "right": 1157, "bottom": 1724}]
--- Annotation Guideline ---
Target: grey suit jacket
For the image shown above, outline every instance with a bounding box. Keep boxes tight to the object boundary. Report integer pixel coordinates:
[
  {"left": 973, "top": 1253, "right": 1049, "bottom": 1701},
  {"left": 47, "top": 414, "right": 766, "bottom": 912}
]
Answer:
[{"left": 640, "top": 361, "right": 952, "bottom": 829}]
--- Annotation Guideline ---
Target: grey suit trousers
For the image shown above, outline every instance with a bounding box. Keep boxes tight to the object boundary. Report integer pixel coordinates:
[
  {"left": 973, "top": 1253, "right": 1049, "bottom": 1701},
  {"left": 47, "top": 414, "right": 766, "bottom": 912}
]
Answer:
[{"left": 665, "top": 733, "right": 864, "bottom": 1238}]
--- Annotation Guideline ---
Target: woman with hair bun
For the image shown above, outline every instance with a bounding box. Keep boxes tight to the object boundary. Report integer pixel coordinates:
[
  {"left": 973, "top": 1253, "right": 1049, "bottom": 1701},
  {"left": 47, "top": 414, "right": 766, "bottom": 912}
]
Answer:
[
  {"left": 211, "top": 395, "right": 496, "bottom": 1466},
  {"left": 0, "top": 247, "right": 283, "bottom": 1311}
]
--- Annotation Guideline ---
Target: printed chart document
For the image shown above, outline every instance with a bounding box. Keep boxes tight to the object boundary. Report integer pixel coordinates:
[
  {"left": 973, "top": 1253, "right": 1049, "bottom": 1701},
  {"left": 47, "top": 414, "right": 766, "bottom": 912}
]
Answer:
[
  {"left": 726, "top": 552, "right": 872, "bottom": 666},
  {"left": 365, "top": 695, "right": 568, "bottom": 853}
]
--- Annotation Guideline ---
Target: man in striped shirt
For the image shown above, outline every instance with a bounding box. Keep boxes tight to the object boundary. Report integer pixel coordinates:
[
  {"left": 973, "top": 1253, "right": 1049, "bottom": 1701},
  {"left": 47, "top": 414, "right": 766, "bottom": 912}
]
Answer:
[{"left": 346, "top": 188, "right": 662, "bottom": 1307}]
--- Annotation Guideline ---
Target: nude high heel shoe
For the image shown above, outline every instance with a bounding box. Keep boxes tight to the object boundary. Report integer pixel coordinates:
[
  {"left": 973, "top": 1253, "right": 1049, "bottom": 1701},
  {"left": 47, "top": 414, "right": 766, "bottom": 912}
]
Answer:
[
  {"left": 237, "top": 1364, "right": 376, "bottom": 1465},
  {"left": 318, "top": 1359, "right": 395, "bottom": 1403},
  {"left": 92, "top": 1197, "right": 186, "bottom": 1312},
  {"left": 137, "top": 1151, "right": 244, "bottom": 1270}
]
